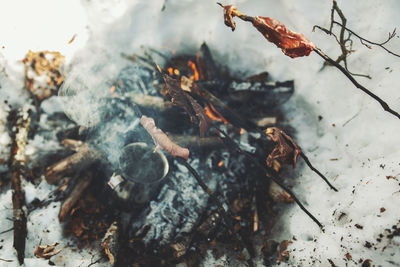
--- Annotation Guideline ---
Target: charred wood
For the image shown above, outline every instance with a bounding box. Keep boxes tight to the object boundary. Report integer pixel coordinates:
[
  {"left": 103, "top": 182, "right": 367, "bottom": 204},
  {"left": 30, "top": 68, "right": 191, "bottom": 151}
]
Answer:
[
  {"left": 45, "top": 140, "right": 101, "bottom": 185},
  {"left": 10, "top": 108, "right": 31, "bottom": 264},
  {"left": 58, "top": 171, "right": 93, "bottom": 222}
]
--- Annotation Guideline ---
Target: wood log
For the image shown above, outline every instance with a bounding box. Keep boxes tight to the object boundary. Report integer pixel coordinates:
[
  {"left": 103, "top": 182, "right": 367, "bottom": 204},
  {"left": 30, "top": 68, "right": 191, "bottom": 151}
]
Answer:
[
  {"left": 58, "top": 172, "right": 93, "bottom": 222},
  {"left": 45, "top": 141, "right": 100, "bottom": 185},
  {"left": 10, "top": 108, "right": 31, "bottom": 265}
]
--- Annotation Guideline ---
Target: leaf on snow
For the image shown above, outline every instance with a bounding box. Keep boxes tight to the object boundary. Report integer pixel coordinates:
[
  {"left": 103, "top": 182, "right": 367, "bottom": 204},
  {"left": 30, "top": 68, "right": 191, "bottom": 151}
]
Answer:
[
  {"left": 141, "top": 115, "right": 190, "bottom": 160},
  {"left": 265, "top": 127, "right": 302, "bottom": 169},
  {"left": 163, "top": 74, "right": 211, "bottom": 137},
  {"left": 34, "top": 243, "right": 62, "bottom": 259}
]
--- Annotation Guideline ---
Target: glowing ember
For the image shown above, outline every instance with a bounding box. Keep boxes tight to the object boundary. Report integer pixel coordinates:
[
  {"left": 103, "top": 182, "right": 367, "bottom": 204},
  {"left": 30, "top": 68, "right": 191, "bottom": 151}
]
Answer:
[
  {"left": 167, "top": 67, "right": 174, "bottom": 76},
  {"left": 205, "top": 103, "right": 228, "bottom": 124},
  {"left": 174, "top": 69, "right": 180, "bottom": 76},
  {"left": 188, "top": 60, "right": 200, "bottom": 81},
  {"left": 218, "top": 161, "right": 224, "bottom": 167},
  {"left": 110, "top": 85, "right": 116, "bottom": 94},
  {"left": 240, "top": 128, "right": 245, "bottom": 135}
]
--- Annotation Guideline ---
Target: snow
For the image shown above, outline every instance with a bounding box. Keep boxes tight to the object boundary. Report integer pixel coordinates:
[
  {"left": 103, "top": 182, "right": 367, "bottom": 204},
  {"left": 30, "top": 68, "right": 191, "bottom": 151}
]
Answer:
[{"left": 0, "top": 0, "right": 399, "bottom": 266}]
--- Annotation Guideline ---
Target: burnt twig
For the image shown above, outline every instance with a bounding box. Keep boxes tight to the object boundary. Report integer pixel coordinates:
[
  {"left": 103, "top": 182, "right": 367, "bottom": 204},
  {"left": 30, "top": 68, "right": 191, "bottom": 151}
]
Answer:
[{"left": 10, "top": 108, "right": 31, "bottom": 264}]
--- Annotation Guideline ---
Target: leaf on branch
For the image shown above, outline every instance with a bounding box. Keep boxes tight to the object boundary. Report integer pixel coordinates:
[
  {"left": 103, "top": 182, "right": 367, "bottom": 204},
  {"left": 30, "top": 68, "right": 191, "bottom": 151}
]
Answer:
[
  {"left": 223, "top": 5, "right": 238, "bottom": 31},
  {"left": 34, "top": 243, "right": 62, "bottom": 259},
  {"left": 140, "top": 115, "right": 190, "bottom": 160},
  {"left": 265, "top": 127, "right": 301, "bottom": 169},
  {"left": 163, "top": 74, "right": 211, "bottom": 137},
  {"left": 252, "top": 16, "right": 316, "bottom": 58},
  {"left": 219, "top": 4, "right": 315, "bottom": 58}
]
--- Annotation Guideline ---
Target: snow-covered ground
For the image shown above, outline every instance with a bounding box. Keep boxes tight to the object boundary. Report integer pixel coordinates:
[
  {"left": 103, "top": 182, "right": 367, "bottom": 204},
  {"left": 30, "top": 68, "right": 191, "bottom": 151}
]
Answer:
[{"left": 0, "top": 0, "right": 399, "bottom": 266}]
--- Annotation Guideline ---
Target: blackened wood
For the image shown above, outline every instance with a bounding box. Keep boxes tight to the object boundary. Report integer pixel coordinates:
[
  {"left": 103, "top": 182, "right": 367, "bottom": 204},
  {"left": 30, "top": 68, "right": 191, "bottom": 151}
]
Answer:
[
  {"left": 58, "top": 172, "right": 93, "bottom": 222},
  {"left": 45, "top": 141, "right": 100, "bottom": 185},
  {"left": 10, "top": 108, "right": 31, "bottom": 265}
]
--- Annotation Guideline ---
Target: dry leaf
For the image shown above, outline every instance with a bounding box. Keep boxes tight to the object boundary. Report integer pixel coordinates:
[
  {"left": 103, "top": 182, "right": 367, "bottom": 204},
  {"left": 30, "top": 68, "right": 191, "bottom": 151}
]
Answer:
[
  {"left": 223, "top": 5, "right": 238, "bottom": 31},
  {"left": 252, "top": 16, "right": 315, "bottom": 58},
  {"left": 34, "top": 243, "right": 62, "bottom": 259},
  {"left": 163, "top": 74, "right": 211, "bottom": 137},
  {"left": 141, "top": 115, "right": 190, "bottom": 160},
  {"left": 220, "top": 4, "right": 315, "bottom": 58},
  {"left": 265, "top": 127, "right": 301, "bottom": 169},
  {"left": 278, "top": 240, "right": 292, "bottom": 262}
]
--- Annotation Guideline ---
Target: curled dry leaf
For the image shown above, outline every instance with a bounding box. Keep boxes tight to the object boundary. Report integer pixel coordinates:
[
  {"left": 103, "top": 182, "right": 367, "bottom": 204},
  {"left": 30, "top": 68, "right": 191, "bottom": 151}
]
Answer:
[
  {"left": 163, "top": 74, "right": 211, "bottom": 137},
  {"left": 34, "top": 243, "right": 62, "bottom": 259},
  {"left": 252, "top": 16, "right": 316, "bottom": 58},
  {"left": 219, "top": 4, "right": 315, "bottom": 58},
  {"left": 265, "top": 127, "right": 301, "bottom": 169},
  {"left": 140, "top": 115, "right": 190, "bottom": 160},
  {"left": 223, "top": 5, "right": 238, "bottom": 31}
]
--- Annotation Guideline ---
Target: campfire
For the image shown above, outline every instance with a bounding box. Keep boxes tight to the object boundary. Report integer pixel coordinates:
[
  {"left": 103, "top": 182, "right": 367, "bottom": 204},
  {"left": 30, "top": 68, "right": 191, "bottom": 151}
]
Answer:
[{"left": 6, "top": 40, "right": 334, "bottom": 266}]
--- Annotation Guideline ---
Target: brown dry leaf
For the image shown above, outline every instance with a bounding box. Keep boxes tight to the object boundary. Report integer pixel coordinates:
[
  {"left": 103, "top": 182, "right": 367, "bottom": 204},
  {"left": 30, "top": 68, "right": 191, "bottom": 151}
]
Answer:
[
  {"left": 345, "top": 252, "right": 352, "bottom": 260},
  {"left": 34, "top": 243, "right": 62, "bottom": 259},
  {"left": 223, "top": 5, "right": 238, "bottom": 31},
  {"left": 265, "top": 127, "right": 302, "bottom": 169},
  {"left": 278, "top": 240, "right": 292, "bottom": 262},
  {"left": 219, "top": 4, "right": 315, "bottom": 58},
  {"left": 23, "top": 50, "right": 65, "bottom": 100},
  {"left": 140, "top": 115, "right": 190, "bottom": 160},
  {"left": 252, "top": 16, "right": 315, "bottom": 58},
  {"left": 163, "top": 74, "right": 211, "bottom": 137}
]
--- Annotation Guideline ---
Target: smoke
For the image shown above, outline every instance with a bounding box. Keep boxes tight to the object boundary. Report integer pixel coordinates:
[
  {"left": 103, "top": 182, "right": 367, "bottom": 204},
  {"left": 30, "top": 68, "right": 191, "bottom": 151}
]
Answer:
[{"left": 58, "top": 0, "right": 316, "bottom": 168}]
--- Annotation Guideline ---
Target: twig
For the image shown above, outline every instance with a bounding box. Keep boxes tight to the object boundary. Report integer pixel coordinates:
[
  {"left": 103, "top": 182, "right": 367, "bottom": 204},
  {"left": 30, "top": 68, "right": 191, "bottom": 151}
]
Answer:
[
  {"left": 215, "top": 129, "right": 324, "bottom": 229},
  {"left": 331, "top": 22, "right": 399, "bottom": 58},
  {"left": 0, "top": 227, "right": 13, "bottom": 235},
  {"left": 300, "top": 153, "right": 338, "bottom": 191},
  {"left": 0, "top": 258, "right": 13, "bottom": 262},
  {"left": 313, "top": 47, "right": 400, "bottom": 120}
]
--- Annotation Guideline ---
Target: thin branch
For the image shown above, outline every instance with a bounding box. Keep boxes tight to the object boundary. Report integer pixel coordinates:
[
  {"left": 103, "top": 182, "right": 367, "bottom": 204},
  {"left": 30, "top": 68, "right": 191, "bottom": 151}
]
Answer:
[
  {"left": 300, "top": 153, "right": 337, "bottom": 191},
  {"left": 331, "top": 22, "right": 399, "bottom": 57},
  {"left": 313, "top": 47, "right": 400, "bottom": 120},
  {"left": 0, "top": 227, "right": 13, "bottom": 235}
]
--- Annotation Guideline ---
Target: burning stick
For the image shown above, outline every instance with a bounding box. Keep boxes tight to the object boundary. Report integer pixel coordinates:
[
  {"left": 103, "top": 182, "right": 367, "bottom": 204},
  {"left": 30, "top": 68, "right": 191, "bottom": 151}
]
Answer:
[
  {"left": 10, "top": 108, "right": 31, "bottom": 264},
  {"left": 45, "top": 140, "right": 101, "bottom": 185},
  {"left": 217, "top": 3, "right": 400, "bottom": 120},
  {"left": 140, "top": 115, "right": 190, "bottom": 160},
  {"left": 58, "top": 172, "right": 93, "bottom": 222}
]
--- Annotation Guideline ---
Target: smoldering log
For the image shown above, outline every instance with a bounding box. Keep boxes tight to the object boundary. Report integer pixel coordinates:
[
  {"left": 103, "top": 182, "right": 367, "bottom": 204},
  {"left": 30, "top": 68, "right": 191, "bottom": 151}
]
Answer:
[
  {"left": 58, "top": 171, "right": 93, "bottom": 222},
  {"left": 45, "top": 140, "right": 101, "bottom": 185},
  {"left": 10, "top": 108, "right": 31, "bottom": 265}
]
